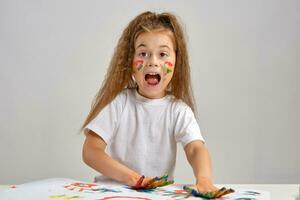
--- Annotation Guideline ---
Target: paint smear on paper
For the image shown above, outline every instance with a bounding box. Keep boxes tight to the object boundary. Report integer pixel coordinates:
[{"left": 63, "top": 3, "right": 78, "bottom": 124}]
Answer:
[
  {"left": 101, "top": 196, "right": 151, "bottom": 200},
  {"left": 49, "top": 194, "right": 82, "bottom": 200}
]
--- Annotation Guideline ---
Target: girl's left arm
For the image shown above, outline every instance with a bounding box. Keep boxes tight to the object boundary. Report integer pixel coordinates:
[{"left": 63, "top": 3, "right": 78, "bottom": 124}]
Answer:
[{"left": 184, "top": 140, "right": 219, "bottom": 193}]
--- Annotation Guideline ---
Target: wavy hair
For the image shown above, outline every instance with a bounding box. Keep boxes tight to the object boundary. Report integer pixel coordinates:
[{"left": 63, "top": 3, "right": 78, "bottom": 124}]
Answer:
[{"left": 81, "top": 11, "right": 196, "bottom": 131}]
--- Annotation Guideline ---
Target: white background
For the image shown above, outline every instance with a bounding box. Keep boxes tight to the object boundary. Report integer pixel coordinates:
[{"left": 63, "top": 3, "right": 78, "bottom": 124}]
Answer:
[{"left": 0, "top": 0, "right": 299, "bottom": 184}]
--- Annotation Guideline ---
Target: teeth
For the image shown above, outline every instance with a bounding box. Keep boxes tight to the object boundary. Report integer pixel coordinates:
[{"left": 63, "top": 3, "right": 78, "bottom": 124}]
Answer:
[{"left": 147, "top": 72, "right": 158, "bottom": 75}]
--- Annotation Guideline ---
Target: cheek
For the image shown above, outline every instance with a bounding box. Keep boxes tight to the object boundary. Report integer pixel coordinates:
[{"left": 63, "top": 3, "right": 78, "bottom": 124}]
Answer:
[
  {"left": 132, "top": 59, "right": 145, "bottom": 73},
  {"left": 162, "top": 61, "right": 174, "bottom": 75}
]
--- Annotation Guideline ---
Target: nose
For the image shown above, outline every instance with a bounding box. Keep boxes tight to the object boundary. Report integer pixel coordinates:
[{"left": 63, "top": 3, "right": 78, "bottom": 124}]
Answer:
[{"left": 147, "top": 55, "right": 159, "bottom": 67}]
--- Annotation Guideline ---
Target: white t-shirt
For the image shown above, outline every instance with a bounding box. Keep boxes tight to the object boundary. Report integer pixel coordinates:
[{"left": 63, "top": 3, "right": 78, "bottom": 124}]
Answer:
[{"left": 84, "top": 89, "right": 204, "bottom": 180}]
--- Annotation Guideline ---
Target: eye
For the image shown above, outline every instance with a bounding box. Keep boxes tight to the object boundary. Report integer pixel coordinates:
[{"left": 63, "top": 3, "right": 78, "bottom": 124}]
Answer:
[
  {"left": 138, "top": 52, "right": 149, "bottom": 58},
  {"left": 160, "top": 52, "right": 169, "bottom": 58}
]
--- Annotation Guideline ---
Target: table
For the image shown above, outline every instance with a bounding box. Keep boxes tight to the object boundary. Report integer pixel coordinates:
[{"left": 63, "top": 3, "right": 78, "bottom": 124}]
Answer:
[
  {"left": 0, "top": 179, "right": 299, "bottom": 200},
  {"left": 218, "top": 184, "right": 299, "bottom": 200}
]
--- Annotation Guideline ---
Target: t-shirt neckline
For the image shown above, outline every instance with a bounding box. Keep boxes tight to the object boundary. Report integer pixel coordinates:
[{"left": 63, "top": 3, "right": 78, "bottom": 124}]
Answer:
[{"left": 133, "top": 89, "right": 170, "bottom": 105}]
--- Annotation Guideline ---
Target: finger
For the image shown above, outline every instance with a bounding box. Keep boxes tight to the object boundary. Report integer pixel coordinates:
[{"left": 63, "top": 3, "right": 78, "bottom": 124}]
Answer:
[
  {"left": 144, "top": 178, "right": 157, "bottom": 189},
  {"left": 196, "top": 185, "right": 219, "bottom": 194},
  {"left": 195, "top": 185, "right": 210, "bottom": 194},
  {"left": 204, "top": 189, "right": 220, "bottom": 199},
  {"left": 145, "top": 175, "right": 172, "bottom": 189},
  {"left": 215, "top": 188, "right": 234, "bottom": 198},
  {"left": 132, "top": 175, "right": 145, "bottom": 189},
  {"left": 142, "top": 177, "right": 154, "bottom": 187},
  {"left": 160, "top": 180, "right": 174, "bottom": 187},
  {"left": 136, "top": 175, "right": 145, "bottom": 186},
  {"left": 214, "top": 190, "right": 227, "bottom": 198},
  {"left": 146, "top": 179, "right": 163, "bottom": 189},
  {"left": 155, "top": 179, "right": 165, "bottom": 186},
  {"left": 160, "top": 174, "right": 168, "bottom": 181},
  {"left": 184, "top": 185, "right": 204, "bottom": 198},
  {"left": 183, "top": 185, "right": 196, "bottom": 193},
  {"left": 221, "top": 188, "right": 235, "bottom": 196},
  {"left": 213, "top": 187, "right": 226, "bottom": 197}
]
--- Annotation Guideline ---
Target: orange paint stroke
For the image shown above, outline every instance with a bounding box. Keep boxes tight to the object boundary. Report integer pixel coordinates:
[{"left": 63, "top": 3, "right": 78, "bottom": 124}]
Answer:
[
  {"left": 164, "top": 61, "right": 173, "bottom": 67},
  {"left": 101, "top": 196, "right": 151, "bottom": 200},
  {"left": 64, "top": 182, "right": 98, "bottom": 192}
]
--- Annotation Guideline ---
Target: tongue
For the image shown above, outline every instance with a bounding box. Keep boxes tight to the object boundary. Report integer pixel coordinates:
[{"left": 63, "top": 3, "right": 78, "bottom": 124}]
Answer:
[{"left": 146, "top": 77, "right": 159, "bottom": 85}]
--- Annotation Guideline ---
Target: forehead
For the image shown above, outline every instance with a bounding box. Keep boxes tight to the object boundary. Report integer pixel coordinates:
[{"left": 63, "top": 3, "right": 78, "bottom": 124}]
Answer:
[{"left": 134, "top": 30, "right": 175, "bottom": 50}]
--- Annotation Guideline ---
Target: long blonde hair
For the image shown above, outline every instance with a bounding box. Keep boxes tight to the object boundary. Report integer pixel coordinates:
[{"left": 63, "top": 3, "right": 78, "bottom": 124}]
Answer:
[{"left": 81, "top": 11, "right": 196, "bottom": 131}]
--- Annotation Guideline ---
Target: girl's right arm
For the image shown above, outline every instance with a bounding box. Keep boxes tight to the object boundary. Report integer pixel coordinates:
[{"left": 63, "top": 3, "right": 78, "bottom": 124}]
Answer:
[{"left": 82, "top": 130, "right": 142, "bottom": 186}]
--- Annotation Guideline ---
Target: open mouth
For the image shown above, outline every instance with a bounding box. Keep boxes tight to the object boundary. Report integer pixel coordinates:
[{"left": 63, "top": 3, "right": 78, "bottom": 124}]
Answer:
[{"left": 144, "top": 73, "right": 161, "bottom": 86}]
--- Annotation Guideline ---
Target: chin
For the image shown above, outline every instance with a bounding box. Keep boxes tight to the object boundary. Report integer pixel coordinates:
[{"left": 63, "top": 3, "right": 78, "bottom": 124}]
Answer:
[{"left": 139, "top": 88, "right": 166, "bottom": 99}]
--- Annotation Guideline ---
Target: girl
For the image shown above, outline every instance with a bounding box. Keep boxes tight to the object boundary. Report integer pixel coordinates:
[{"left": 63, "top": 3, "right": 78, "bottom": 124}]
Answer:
[{"left": 81, "top": 11, "right": 218, "bottom": 194}]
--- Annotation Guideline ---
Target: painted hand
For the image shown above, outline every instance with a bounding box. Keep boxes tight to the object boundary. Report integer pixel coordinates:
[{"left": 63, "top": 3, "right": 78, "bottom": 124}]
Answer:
[
  {"left": 183, "top": 185, "right": 235, "bottom": 199},
  {"left": 132, "top": 175, "right": 174, "bottom": 190}
]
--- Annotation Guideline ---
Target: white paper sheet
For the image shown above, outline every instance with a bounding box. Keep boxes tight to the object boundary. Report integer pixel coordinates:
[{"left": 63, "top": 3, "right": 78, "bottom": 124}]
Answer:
[{"left": 0, "top": 178, "right": 270, "bottom": 200}]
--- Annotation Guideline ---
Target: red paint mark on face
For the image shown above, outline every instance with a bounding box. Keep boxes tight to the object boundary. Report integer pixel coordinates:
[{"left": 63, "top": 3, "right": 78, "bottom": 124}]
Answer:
[
  {"left": 134, "top": 60, "right": 144, "bottom": 66},
  {"left": 101, "top": 196, "right": 151, "bottom": 200},
  {"left": 164, "top": 61, "right": 173, "bottom": 67},
  {"left": 133, "top": 59, "right": 144, "bottom": 71}
]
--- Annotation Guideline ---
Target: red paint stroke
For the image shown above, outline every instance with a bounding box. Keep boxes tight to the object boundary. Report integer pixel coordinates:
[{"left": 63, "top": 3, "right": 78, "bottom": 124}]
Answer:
[
  {"left": 133, "top": 60, "right": 144, "bottom": 71},
  {"left": 101, "top": 196, "right": 151, "bottom": 200},
  {"left": 174, "top": 189, "right": 188, "bottom": 194},
  {"left": 10, "top": 185, "right": 17, "bottom": 189},
  {"left": 64, "top": 182, "right": 98, "bottom": 192},
  {"left": 132, "top": 175, "right": 145, "bottom": 189},
  {"left": 164, "top": 61, "right": 173, "bottom": 67},
  {"left": 134, "top": 60, "right": 144, "bottom": 66}
]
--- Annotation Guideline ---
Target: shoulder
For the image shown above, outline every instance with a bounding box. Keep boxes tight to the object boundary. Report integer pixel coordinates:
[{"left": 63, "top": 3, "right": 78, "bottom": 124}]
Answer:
[
  {"left": 112, "top": 88, "right": 131, "bottom": 104},
  {"left": 104, "top": 89, "right": 132, "bottom": 114},
  {"left": 171, "top": 98, "right": 192, "bottom": 114},
  {"left": 169, "top": 98, "right": 196, "bottom": 123},
  {"left": 112, "top": 88, "right": 141, "bottom": 107}
]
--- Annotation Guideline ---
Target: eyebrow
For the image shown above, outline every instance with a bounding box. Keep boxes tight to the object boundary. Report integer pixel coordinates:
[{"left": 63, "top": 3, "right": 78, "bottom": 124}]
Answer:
[
  {"left": 159, "top": 45, "right": 171, "bottom": 50},
  {"left": 136, "top": 44, "right": 147, "bottom": 49},
  {"left": 135, "top": 43, "right": 171, "bottom": 50}
]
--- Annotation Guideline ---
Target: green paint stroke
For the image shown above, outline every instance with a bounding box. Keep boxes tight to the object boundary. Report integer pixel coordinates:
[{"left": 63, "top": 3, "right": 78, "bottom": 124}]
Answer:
[
  {"left": 137, "top": 64, "right": 144, "bottom": 71},
  {"left": 134, "top": 60, "right": 144, "bottom": 71},
  {"left": 163, "top": 64, "right": 173, "bottom": 74},
  {"left": 49, "top": 194, "right": 82, "bottom": 200}
]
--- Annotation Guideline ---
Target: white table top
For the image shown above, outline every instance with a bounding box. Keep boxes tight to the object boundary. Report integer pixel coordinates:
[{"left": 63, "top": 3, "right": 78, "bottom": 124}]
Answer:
[
  {"left": 1, "top": 183, "right": 299, "bottom": 200},
  {"left": 217, "top": 184, "right": 299, "bottom": 200}
]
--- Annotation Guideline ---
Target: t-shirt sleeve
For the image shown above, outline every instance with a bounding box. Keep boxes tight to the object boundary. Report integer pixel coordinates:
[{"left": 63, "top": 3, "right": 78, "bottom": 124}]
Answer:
[
  {"left": 83, "top": 93, "right": 125, "bottom": 144},
  {"left": 174, "top": 104, "right": 205, "bottom": 147}
]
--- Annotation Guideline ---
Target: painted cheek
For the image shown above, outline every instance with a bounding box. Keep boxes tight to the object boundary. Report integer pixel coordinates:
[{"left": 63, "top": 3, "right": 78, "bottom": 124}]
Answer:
[
  {"left": 133, "top": 60, "right": 144, "bottom": 72},
  {"left": 163, "top": 61, "right": 174, "bottom": 75},
  {"left": 165, "top": 61, "right": 173, "bottom": 68}
]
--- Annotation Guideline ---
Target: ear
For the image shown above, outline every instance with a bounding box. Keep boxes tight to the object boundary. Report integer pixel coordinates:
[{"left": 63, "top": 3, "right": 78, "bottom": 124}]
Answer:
[
  {"left": 129, "top": 74, "right": 138, "bottom": 89},
  {"left": 131, "top": 74, "right": 136, "bottom": 83},
  {"left": 166, "top": 81, "right": 172, "bottom": 93}
]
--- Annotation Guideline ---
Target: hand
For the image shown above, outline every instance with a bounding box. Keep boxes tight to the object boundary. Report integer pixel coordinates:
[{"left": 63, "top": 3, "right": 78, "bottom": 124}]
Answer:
[
  {"left": 131, "top": 175, "right": 153, "bottom": 189},
  {"left": 183, "top": 178, "right": 234, "bottom": 199},
  {"left": 131, "top": 175, "right": 174, "bottom": 190},
  {"left": 144, "top": 175, "right": 174, "bottom": 189},
  {"left": 195, "top": 177, "right": 218, "bottom": 194}
]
